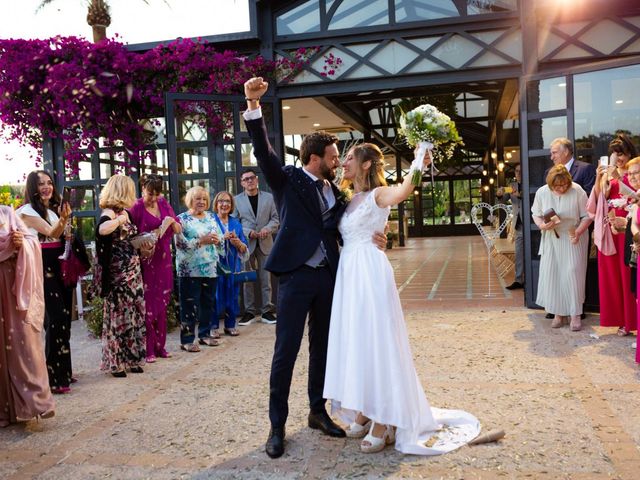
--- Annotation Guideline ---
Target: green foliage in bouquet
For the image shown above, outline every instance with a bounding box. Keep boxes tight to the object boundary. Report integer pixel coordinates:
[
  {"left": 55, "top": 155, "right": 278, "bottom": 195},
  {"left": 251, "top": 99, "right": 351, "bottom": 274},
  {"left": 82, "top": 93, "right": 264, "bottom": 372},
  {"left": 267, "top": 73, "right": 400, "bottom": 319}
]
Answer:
[{"left": 395, "top": 95, "right": 465, "bottom": 169}]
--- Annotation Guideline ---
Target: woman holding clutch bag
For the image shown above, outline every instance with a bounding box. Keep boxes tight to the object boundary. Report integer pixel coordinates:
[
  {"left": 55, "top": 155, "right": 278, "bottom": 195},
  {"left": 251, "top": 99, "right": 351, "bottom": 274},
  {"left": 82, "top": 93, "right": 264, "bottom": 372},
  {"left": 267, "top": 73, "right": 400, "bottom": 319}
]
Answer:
[
  {"left": 130, "top": 174, "right": 181, "bottom": 363},
  {"left": 96, "top": 175, "right": 146, "bottom": 377},
  {"left": 175, "top": 186, "right": 223, "bottom": 351},
  {"left": 211, "top": 191, "right": 248, "bottom": 338},
  {"left": 17, "top": 170, "right": 74, "bottom": 394},
  {"left": 592, "top": 136, "right": 637, "bottom": 336},
  {"left": 532, "top": 165, "right": 591, "bottom": 331}
]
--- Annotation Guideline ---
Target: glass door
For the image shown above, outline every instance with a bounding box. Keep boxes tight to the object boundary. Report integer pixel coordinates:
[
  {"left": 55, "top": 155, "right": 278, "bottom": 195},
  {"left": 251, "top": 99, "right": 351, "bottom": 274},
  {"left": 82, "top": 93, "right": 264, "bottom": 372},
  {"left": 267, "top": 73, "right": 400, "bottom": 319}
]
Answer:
[{"left": 164, "top": 92, "right": 281, "bottom": 214}]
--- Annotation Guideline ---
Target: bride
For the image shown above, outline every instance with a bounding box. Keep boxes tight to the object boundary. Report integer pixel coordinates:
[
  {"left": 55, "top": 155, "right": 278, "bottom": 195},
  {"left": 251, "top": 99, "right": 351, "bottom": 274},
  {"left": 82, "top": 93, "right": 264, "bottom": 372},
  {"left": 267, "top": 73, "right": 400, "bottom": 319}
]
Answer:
[{"left": 323, "top": 143, "right": 480, "bottom": 454}]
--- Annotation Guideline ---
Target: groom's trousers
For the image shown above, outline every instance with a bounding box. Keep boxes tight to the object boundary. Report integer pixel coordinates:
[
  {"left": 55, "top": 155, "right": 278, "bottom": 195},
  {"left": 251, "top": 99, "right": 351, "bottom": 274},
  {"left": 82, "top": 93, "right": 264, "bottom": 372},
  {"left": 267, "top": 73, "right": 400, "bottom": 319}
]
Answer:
[{"left": 269, "top": 264, "right": 334, "bottom": 428}]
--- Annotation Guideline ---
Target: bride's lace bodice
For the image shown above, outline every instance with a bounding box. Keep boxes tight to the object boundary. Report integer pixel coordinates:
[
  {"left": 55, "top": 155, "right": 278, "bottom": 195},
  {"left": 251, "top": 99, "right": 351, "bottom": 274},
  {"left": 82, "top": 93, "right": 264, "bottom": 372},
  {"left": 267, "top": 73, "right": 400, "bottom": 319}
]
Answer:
[{"left": 339, "top": 189, "right": 390, "bottom": 248}]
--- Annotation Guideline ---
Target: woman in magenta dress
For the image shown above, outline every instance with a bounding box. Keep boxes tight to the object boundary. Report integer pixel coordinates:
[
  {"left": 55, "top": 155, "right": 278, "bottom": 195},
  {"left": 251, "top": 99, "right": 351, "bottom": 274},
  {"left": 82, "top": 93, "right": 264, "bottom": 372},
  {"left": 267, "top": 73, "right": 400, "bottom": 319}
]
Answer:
[
  {"left": 594, "top": 135, "right": 637, "bottom": 336},
  {"left": 130, "top": 174, "right": 181, "bottom": 363}
]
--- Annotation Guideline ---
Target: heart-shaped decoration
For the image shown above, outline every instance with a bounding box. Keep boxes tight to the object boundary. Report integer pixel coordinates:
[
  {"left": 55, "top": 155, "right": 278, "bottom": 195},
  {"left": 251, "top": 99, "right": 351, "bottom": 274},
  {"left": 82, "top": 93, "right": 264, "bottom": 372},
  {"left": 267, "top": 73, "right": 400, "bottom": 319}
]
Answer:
[{"left": 471, "top": 202, "right": 512, "bottom": 240}]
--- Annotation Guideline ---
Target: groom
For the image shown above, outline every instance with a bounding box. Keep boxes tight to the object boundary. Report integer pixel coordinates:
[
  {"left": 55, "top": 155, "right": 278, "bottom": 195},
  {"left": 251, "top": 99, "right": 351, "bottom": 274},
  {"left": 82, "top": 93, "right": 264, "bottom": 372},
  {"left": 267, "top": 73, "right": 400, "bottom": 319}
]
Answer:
[{"left": 243, "top": 77, "right": 384, "bottom": 458}]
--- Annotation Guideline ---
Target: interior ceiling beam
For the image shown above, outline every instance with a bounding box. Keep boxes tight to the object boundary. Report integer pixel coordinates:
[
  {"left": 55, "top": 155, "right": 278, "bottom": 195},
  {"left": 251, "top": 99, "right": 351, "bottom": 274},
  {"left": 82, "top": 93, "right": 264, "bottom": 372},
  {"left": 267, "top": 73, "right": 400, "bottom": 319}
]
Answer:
[
  {"left": 333, "top": 83, "right": 504, "bottom": 106},
  {"left": 489, "top": 78, "right": 519, "bottom": 146},
  {"left": 314, "top": 97, "right": 398, "bottom": 153}
]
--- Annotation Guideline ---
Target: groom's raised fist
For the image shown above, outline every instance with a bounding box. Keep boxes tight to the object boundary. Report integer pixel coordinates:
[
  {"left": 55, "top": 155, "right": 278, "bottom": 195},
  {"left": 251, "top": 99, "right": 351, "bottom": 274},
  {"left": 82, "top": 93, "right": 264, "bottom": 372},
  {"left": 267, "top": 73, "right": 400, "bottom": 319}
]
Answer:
[{"left": 244, "top": 77, "right": 269, "bottom": 101}]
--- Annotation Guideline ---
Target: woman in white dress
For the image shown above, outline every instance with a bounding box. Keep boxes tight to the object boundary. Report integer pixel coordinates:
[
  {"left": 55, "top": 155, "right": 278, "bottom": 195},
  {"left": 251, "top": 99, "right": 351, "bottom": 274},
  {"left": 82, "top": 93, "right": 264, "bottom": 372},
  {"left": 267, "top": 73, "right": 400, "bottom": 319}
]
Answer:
[
  {"left": 323, "top": 143, "right": 480, "bottom": 454},
  {"left": 532, "top": 164, "right": 591, "bottom": 331}
]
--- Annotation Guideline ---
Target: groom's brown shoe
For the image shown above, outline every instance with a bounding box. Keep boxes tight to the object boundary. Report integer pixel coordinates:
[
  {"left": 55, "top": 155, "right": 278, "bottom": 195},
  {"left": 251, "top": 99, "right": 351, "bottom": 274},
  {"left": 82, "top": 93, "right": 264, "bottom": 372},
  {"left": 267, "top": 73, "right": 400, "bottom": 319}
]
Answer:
[
  {"left": 265, "top": 426, "right": 285, "bottom": 458},
  {"left": 308, "top": 410, "right": 346, "bottom": 437}
]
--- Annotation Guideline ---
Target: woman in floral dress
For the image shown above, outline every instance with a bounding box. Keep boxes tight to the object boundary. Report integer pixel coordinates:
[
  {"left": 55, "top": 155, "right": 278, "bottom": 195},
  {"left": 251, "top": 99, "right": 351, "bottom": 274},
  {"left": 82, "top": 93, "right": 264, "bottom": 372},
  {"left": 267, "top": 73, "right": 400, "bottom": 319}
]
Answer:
[
  {"left": 175, "top": 186, "right": 223, "bottom": 351},
  {"left": 95, "top": 175, "right": 146, "bottom": 377}
]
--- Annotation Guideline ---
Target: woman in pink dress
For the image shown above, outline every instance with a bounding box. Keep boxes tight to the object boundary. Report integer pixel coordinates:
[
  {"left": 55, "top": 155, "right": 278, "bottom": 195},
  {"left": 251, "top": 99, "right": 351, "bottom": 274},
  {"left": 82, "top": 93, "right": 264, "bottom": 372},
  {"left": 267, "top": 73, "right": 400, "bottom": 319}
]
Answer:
[
  {"left": 594, "top": 135, "right": 637, "bottom": 336},
  {"left": 0, "top": 206, "right": 55, "bottom": 426},
  {"left": 130, "top": 174, "right": 181, "bottom": 363}
]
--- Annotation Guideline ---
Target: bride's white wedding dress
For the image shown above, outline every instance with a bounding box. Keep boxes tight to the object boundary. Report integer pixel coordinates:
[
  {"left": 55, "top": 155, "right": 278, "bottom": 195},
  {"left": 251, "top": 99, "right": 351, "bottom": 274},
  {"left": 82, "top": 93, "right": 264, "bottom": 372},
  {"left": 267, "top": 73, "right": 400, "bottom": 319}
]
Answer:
[{"left": 323, "top": 189, "right": 480, "bottom": 455}]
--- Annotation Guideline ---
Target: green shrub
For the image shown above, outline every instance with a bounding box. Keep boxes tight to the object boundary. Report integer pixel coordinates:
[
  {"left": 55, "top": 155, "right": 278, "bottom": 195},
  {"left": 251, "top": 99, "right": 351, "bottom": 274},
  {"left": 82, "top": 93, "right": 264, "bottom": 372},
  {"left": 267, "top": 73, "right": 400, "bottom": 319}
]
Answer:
[{"left": 83, "top": 293, "right": 180, "bottom": 338}]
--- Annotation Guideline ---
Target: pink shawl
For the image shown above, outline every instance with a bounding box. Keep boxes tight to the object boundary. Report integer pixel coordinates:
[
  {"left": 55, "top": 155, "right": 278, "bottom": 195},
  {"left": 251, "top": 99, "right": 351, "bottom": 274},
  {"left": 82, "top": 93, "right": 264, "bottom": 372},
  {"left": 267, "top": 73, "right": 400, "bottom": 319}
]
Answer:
[
  {"left": 586, "top": 188, "right": 616, "bottom": 256},
  {"left": 0, "top": 206, "right": 45, "bottom": 331}
]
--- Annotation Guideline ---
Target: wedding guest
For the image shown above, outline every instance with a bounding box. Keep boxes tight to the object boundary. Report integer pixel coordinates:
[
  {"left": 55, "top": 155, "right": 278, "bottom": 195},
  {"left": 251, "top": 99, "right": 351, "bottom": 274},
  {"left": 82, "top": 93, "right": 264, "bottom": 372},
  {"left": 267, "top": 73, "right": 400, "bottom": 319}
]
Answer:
[
  {"left": 532, "top": 165, "right": 592, "bottom": 331},
  {"left": 96, "top": 175, "right": 146, "bottom": 377},
  {"left": 1, "top": 206, "right": 55, "bottom": 426},
  {"left": 591, "top": 137, "right": 638, "bottom": 336},
  {"left": 496, "top": 164, "right": 524, "bottom": 290},
  {"left": 625, "top": 157, "right": 640, "bottom": 295},
  {"left": 17, "top": 170, "right": 74, "bottom": 394},
  {"left": 130, "top": 174, "right": 181, "bottom": 362},
  {"left": 212, "top": 191, "right": 248, "bottom": 337},
  {"left": 175, "top": 186, "right": 223, "bottom": 351},
  {"left": 234, "top": 168, "right": 279, "bottom": 325}
]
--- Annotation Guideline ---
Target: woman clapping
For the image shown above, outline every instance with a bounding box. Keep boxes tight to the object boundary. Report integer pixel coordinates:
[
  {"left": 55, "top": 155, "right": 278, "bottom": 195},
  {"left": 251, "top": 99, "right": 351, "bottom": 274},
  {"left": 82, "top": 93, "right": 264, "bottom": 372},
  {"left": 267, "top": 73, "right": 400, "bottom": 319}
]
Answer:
[{"left": 175, "top": 186, "right": 223, "bottom": 352}]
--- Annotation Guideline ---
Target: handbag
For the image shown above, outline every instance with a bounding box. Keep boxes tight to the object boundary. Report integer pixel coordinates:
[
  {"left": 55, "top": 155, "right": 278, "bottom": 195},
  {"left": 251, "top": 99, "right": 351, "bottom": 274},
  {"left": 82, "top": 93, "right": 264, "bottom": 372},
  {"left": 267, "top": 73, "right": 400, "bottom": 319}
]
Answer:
[
  {"left": 59, "top": 236, "right": 91, "bottom": 287},
  {"left": 216, "top": 262, "right": 232, "bottom": 277}
]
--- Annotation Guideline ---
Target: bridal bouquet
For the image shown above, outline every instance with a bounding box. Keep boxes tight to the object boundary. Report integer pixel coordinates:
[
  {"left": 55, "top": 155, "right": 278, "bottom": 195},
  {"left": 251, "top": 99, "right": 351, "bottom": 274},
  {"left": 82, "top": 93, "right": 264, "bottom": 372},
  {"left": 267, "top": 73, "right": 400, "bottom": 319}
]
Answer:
[{"left": 398, "top": 104, "right": 463, "bottom": 185}]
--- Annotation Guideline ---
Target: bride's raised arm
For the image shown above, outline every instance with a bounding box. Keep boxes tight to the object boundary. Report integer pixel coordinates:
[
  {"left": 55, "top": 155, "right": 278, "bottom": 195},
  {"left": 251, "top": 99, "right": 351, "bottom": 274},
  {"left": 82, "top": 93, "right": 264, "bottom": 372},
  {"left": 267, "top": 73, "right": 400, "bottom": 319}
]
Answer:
[{"left": 374, "top": 148, "right": 432, "bottom": 208}]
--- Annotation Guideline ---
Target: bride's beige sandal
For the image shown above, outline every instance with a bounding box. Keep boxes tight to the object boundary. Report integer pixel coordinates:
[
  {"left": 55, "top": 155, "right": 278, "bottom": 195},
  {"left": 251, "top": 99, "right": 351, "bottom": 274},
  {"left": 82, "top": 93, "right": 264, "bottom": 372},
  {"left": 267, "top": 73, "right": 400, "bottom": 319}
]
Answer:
[
  {"left": 360, "top": 422, "right": 395, "bottom": 453},
  {"left": 346, "top": 418, "right": 372, "bottom": 438}
]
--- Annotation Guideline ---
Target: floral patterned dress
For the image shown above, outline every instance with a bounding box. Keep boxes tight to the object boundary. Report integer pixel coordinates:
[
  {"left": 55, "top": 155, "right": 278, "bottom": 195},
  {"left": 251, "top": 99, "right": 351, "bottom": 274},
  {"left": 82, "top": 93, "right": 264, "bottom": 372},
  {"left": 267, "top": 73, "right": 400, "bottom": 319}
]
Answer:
[{"left": 97, "top": 215, "right": 146, "bottom": 372}]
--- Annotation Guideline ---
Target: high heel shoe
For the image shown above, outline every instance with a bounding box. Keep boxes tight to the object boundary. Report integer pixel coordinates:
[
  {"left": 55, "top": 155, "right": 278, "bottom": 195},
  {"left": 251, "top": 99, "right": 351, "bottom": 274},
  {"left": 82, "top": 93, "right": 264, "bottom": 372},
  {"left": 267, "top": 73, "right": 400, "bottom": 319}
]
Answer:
[
  {"left": 346, "top": 418, "right": 372, "bottom": 438},
  {"left": 360, "top": 422, "right": 395, "bottom": 453},
  {"left": 551, "top": 315, "right": 563, "bottom": 328}
]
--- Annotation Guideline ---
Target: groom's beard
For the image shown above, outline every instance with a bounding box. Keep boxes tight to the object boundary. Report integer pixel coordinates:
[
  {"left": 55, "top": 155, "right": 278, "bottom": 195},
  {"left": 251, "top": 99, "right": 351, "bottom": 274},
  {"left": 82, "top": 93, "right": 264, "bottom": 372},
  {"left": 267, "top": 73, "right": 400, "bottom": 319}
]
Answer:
[{"left": 320, "top": 163, "right": 336, "bottom": 182}]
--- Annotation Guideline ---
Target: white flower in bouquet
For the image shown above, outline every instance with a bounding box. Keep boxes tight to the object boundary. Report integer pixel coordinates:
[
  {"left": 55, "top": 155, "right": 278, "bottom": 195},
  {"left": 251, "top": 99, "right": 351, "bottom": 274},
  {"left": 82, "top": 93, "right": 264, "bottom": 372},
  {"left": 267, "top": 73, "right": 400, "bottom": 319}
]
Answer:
[{"left": 398, "top": 104, "right": 464, "bottom": 185}]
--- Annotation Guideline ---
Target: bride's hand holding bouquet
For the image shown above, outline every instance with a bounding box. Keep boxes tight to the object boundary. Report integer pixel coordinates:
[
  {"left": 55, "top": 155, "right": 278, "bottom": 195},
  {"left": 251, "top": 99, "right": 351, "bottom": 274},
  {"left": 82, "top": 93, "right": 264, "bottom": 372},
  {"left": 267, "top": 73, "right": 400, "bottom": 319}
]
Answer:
[{"left": 398, "top": 104, "right": 463, "bottom": 185}]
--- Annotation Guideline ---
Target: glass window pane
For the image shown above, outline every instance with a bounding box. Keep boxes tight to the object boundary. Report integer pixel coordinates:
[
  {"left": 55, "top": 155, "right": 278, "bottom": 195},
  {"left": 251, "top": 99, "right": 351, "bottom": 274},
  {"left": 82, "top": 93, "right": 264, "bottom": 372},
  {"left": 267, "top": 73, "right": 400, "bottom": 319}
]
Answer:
[
  {"left": 177, "top": 147, "right": 209, "bottom": 175},
  {"left": 452, "top": 179, "right": 473, "bottom": 224},
  {"left": 574, "top": 64, "right": 640, "bottom": 154},
  {"left": 99, "top": 151, "right": 127, "bottom": 178},
  {"left": 396, "top": 0, "right": 516, "bottom": 23},
  {"left": 140, "top": 149, "right": 169, "bottom": 176},
  {"left": 224, "top": 145, "right": 236, "bottom": 173},
  {"left": 276, "top": 0, "right": 320, "bottom": 35},
  {"left": 528, "top": 154, "right": 552, "bottom": 190},
  {"left": 423, "top": 181, "right": 449, "bottom": 225},
  {"left": 65, "top": 159, "right": 93, "bottom": 181},
  {"left": 527, "top": 116, "right": 567, "bottom": 150},
  {"left": 329, "top": 0, "right": 388, "bottom": 30},
  {"left": 67, "top": 187, "right": 95, "bottom": 212},
  {"left": 527, "top": 77, "right": 566, "bottom": 113},
  {"left": 177, "top": 179, "right": 211, "bottom": 213}
]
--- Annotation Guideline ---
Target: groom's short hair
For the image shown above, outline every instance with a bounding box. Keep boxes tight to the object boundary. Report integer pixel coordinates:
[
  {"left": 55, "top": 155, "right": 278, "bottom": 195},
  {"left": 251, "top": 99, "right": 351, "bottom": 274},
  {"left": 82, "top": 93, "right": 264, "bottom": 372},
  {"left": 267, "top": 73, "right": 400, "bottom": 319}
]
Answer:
[{"left": 300, "top": 131, "right": 339, "bottom": 165}]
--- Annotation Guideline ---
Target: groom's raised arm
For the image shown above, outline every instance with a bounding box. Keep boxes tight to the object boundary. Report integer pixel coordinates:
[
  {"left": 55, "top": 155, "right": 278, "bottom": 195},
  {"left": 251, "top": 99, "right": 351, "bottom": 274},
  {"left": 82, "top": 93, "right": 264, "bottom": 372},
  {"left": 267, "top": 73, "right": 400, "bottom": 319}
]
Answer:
[{"left": 243, "top": 77, "right": 286, "bottom": 192}]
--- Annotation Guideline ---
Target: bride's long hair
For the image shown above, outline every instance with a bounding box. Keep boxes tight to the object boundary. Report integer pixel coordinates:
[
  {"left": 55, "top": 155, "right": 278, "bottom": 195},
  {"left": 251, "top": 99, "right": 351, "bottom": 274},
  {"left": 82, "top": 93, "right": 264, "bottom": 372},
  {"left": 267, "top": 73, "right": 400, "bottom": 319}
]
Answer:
[{"left": 341, "top": 143, "right": 387, "bottom": 192}]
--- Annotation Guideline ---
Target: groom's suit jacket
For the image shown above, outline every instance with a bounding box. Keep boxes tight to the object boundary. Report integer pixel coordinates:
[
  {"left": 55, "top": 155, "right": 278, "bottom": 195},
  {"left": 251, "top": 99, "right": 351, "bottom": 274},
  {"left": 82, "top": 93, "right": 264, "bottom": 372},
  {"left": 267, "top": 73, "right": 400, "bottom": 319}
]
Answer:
[
  {"left": 244, "top": 116, "right": 347, "bottom": 276},
  {"left": 233, "top": 190, "right": 279, "bottom": 256}
]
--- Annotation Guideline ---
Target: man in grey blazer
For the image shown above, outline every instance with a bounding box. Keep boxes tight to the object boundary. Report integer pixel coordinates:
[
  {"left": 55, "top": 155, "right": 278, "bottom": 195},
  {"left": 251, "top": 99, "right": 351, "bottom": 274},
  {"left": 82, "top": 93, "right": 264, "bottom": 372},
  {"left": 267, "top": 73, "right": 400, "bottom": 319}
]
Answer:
[{"left": 234, "top": 168, "right": 280, "bottom": 324}]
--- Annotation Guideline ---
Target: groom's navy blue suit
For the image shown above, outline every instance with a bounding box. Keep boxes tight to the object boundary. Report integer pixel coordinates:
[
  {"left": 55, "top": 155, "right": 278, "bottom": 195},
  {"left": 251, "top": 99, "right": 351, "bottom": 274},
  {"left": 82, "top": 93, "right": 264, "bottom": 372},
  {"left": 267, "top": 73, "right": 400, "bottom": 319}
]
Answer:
[{"left": 245, "top": 115, "right": 347, "bottom": 428}]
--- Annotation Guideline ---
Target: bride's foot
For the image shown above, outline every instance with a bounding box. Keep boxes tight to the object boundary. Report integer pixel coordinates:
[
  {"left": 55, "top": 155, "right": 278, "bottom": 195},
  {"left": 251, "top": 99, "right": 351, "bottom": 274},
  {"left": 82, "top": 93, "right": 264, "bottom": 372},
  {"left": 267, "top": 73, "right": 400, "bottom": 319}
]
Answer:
[
  {"left": 346, "top": 413, "right": 372, "bottom": 438},
  {"left": 360, "top": 422, "right": 395, "bottom": 453}
]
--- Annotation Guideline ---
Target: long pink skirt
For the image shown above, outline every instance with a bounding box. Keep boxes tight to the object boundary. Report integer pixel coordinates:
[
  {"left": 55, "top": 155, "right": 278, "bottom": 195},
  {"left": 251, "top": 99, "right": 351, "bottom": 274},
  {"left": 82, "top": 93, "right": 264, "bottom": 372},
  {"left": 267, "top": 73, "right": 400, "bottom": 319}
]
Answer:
[
  {"left": 598, "top": 233, "right": 636, "bottom": 332},
  {"left": 0, "top": 259, "right": 55, "bottom": 426}
]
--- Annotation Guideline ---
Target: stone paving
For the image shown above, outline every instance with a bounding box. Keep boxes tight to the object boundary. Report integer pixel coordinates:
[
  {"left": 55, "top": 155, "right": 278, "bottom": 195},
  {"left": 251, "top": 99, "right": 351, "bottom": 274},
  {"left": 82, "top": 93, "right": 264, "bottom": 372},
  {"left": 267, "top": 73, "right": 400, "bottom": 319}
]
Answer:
[{"left": 1, "top": 238, "right": 640, "bottom": 479}]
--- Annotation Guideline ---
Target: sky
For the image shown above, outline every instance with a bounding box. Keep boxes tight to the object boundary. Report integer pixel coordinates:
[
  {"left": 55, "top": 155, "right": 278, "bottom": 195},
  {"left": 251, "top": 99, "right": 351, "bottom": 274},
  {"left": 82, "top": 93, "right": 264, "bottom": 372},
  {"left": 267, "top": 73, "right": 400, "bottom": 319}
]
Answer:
[{"left": 0, "top": 0, "right": 250, "bottom": 184}]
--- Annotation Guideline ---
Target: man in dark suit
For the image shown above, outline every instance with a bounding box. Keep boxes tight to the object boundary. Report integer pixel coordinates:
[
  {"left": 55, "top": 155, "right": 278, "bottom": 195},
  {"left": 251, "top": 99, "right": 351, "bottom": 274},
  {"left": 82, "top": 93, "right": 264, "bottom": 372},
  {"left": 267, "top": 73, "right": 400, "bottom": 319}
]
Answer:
[
  {"left": 242, "top": 77, "right": 386, "bottom": 459},
  {"left": 549, "top": 137, "right": 596, "bottom": 195}
]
